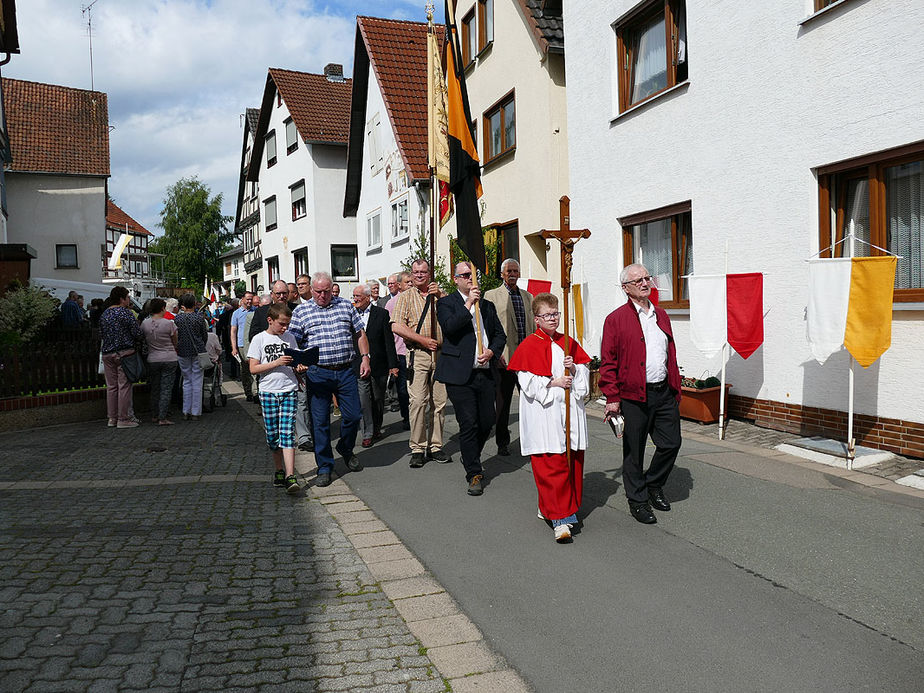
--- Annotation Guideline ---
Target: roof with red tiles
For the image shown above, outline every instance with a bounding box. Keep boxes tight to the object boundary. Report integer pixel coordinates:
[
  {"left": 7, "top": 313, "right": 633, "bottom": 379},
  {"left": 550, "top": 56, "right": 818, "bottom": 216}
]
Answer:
[
  {"left": 267, "top": 68, "right": 353, "bottom": 144},
  {"left": 247, "top": 68, "right": 353, "bottom": 183},
  {"left": 2, "top": 77, "right": 110, "bottom": 177},
  {"left": 344, "top": 17, "right": 443, "bottom": 216},
  {"left": 359, "top": 16, "right": 442, "bottom": 182},
  {"left": 106, "top": 199, "right": 151, "bottom": 236}
]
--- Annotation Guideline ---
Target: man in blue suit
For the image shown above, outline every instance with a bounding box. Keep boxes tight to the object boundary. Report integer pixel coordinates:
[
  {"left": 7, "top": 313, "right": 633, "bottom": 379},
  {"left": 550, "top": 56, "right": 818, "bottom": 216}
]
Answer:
[{"left": 435, "top": 262, "right": 506, "bottom": 496}]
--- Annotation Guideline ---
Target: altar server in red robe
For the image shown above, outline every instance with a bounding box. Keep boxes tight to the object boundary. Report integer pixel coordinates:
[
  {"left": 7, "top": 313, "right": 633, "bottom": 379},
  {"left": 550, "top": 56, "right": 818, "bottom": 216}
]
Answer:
[{"left": 508, "top": 293, "right": 591, "bottom": 543}]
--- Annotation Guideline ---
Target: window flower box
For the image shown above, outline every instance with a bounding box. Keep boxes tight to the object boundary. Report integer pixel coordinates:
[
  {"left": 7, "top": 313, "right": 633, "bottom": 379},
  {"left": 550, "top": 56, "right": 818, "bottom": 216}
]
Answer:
[{"left": 680, "top": 376, "right": 731, "bottom": 424}]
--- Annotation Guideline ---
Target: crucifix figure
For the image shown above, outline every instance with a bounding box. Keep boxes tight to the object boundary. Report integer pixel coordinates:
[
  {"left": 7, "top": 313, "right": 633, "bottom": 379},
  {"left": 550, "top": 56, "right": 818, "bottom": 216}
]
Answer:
[{"left": 541, "top": 195, "right": 591, "bottom": 479}]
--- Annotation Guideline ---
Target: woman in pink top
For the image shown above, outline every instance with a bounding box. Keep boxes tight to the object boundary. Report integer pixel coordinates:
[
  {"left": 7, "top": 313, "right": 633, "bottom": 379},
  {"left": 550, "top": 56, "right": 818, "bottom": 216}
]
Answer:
[{"left": 141, "top": 298, "right": 179, "bottom": 425}]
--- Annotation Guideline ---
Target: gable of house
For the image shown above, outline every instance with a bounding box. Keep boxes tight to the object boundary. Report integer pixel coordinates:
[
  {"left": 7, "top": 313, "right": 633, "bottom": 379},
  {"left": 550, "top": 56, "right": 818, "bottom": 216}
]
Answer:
[
  {"left": 247, "top": 68, "right": 352, "bottom": 183},
  {"left": 344, "top": 16, "right": 443, "bottom": 217},
  {"left": 106, "top": 199, "right": 151, "bottom": 236}
]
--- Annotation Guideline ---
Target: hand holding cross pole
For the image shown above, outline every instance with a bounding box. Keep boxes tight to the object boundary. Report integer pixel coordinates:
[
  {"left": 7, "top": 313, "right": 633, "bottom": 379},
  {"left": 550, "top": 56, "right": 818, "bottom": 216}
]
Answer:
[{"left": 541, "top": 196, "right": 591, "bottom": 475}]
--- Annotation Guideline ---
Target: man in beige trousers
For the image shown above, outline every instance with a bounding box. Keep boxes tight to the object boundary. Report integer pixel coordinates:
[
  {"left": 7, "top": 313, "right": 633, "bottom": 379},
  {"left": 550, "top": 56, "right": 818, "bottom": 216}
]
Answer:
[{"left": 390, "top": 258, "right": 452, "bottom": 468}]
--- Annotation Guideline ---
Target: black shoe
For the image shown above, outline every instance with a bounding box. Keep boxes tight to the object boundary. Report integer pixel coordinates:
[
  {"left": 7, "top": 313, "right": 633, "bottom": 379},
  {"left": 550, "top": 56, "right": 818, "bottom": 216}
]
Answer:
[
  {"left": 629, "top": 503, "right": 657, "bottom": 525},
  {"left": 273, "top": 470, "right": 286, "bottom": 487},
  {"left": 298, "top": 440, "right": 314, "bottom": 452},
  {"left": 285, "top": 475, "right": 301, "bottom": 494},
  {"left": 467, "top": 474, "right": 484, "bottom": 496},
  {"left": 315, "top": 473, "right": 332, "bottom": 487},
  {"left": 245, "top": 394, "right": 254, "bottom": 402},
  {"left": 402, "top": 420, "right": 410, "bottom": 431},
  {"left": 497, "top": 444, "right": 510, "bottom": 456},
  {"left": 648, "top": 488, "right": 671, "bottom": 512},
  {"left": 343, "top": 451, "right": 362, "bottom": 472},
  {"left": 428, "top": 448, "right": 452, "bottom": 464},
  {"left": 409, "top": 452, "right": 426, "bottom": 468}
]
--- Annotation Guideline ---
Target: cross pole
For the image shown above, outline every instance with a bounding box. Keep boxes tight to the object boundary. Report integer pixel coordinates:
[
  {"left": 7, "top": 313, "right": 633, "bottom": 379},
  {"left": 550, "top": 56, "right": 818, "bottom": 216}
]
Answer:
[{"left": 541, "top": 195, "right": 591, "bottom": 486}]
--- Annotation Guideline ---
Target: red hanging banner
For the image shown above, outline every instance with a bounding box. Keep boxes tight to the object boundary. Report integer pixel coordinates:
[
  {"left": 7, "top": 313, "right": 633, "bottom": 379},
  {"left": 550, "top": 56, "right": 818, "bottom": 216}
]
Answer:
[{"left": 726, "top": 272, "right": 763, "bottom": 359}]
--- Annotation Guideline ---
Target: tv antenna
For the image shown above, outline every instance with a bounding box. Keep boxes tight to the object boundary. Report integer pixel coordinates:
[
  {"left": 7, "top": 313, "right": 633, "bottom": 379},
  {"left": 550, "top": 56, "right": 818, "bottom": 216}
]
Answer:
[{"left": 81, "top": 0, "right": 100, "bottom": 91}]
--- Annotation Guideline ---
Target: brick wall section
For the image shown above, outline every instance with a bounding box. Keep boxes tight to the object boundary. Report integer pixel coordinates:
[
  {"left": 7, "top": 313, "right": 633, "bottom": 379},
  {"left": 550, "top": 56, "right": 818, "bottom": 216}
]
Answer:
[
  {"left": 0, "top": 386, "right": 151, "bottom": 433},
  {"left": 728, "top": 394, "right": 924, "bottom": 460}
]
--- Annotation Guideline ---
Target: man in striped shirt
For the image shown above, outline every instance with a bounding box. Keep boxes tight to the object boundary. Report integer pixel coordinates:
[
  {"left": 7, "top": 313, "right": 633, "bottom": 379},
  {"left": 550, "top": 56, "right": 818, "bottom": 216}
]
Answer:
[{"left": 289, "top": 271, "right": 371, "bottom": 487}]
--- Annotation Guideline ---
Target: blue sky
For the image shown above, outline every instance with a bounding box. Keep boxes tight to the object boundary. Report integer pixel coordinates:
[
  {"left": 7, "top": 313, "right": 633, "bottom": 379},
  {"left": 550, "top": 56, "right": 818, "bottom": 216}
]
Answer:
[{"left": 4, "top": 0, "right": 445, "bottom": 235}]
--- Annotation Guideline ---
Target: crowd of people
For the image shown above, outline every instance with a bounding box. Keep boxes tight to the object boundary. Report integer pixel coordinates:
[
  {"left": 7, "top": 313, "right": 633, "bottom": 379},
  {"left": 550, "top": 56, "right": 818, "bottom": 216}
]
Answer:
[
  {"left": 223, "top": 258, "right": 683, "bottom": 543},
  {"left": 95, "top": 258, "right": 682, "bottom": 543},
  {"left": 97, "top": 287, "right": 227, "bottom": 429}
]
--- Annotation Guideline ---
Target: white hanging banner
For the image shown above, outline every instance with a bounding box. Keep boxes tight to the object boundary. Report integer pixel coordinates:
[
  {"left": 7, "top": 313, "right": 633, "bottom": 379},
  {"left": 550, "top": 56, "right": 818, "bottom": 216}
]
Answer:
[
  {"left": 107, "top": 233, "right": 132, "bottom": 270},
  {"left": 806, "top": 258, "right": 851, "bottom": 364},
  {"left": 688, "top": 274, "right": 727, "bottom": 358}
]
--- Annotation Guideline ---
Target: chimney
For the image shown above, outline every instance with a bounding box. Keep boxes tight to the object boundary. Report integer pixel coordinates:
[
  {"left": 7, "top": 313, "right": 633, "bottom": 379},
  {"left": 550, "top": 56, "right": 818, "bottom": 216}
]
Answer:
[{"left": 324, "top": 63, "right": 344, "bottom": 82}]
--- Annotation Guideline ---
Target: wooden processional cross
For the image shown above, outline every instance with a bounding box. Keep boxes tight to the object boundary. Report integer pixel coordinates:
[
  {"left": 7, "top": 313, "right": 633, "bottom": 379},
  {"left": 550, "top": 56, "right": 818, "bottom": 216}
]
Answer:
[{"left": 541, "top": 196, "right": 591, "bottom": 476}]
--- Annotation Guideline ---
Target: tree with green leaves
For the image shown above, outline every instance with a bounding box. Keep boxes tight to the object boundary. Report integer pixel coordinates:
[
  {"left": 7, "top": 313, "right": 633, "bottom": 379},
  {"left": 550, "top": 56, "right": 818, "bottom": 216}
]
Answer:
[{"left": 148, "top": 177, "right": 234, "bottom": 285}]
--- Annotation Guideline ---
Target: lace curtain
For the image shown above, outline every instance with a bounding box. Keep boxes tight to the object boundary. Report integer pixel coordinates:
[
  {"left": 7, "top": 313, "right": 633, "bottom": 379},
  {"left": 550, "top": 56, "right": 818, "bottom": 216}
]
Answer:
[
  {"left": 887, "top": 160, "right": 923, "bottom": 289},
  {"left": 630, "top": 14, "right": 667, "bottom": 104}
]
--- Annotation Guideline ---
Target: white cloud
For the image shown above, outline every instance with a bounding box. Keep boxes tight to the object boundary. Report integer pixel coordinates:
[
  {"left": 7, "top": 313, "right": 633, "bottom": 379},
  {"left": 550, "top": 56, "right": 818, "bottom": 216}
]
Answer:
[{"left": 3, "top": 0, "right": 437, "bottom": 235}]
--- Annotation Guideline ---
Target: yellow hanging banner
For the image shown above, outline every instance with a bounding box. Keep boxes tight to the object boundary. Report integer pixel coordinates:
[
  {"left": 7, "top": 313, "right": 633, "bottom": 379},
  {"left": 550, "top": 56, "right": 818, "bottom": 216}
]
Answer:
[
  {"left": 572, "top": 283, "right": 584, "bottom": 343},
  {"left": 843, "top": 256, "right": 897, "bottom": 368}
]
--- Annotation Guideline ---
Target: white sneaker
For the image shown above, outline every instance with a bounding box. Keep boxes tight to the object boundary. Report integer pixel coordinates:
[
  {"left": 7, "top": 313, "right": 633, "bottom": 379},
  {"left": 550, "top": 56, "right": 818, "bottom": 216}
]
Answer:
[
  {"left": 554, "top": 524, "right": 571, "bottom": 543},
  {"left": 537, "top": 508, "right": 545, "bottom": 520}
]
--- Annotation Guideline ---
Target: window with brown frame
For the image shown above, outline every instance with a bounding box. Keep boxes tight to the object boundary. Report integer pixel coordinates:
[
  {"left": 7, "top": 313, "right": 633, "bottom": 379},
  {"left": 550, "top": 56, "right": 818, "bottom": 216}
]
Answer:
[
  {"left": 814, "top": 0, "right": 838, "bottom": 10},
  {"left": 266, "top": 256, "right": 279, "bottom": 284},
  {"left": 495, "top": 221, "right": 519, "bottom": 277},
  {"left": 818, "top": 141, "right": 924, "bottom": 301},
  {"left": 478, "top": 0, "right": 494, "bottom": 52},
  {"left": 293, "top": 248, "right": 308, "bottom": 278},
  {"left": 461, "top": 9, "right": 476, "bottom": 66},
  {"left": 620, "top": 201, "right": 693, "bottom": 309},
  {"left": 615, "top": 0, "right": 687, "bottom": 113},
  {"left": 483, "top": 92, "right": 515, "bottom": 162}
]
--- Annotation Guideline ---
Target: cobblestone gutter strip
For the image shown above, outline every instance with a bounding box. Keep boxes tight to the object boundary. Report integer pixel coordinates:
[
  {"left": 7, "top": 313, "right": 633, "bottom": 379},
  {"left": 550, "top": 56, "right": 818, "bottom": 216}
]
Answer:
[{"left": 310, "top": 480, "right": 532, "bottom": 693}]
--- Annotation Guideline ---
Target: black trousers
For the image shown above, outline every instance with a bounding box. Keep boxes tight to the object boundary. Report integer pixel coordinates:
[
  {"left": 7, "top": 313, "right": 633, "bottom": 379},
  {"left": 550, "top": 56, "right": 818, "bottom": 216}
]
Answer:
[
  {"left": 445, "top": 369, "right": 496, "bottom": 482},
  {"left": 621, "top": 385, "right": 681, "bottom": 505},
  {"left": 494, "top": 367, "right": 518, "bottom": 448}
]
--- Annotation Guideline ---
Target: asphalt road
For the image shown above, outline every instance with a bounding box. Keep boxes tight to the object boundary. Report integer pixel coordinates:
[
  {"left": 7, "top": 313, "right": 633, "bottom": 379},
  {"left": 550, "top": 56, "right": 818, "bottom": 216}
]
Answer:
[{"left": 339, "top": 401, "right": 924, "bottom": 692}]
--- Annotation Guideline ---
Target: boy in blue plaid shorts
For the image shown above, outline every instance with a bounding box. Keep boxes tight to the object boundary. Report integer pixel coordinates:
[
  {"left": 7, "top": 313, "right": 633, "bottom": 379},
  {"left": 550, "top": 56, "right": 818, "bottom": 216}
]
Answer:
[{"left": 247, "top": 303, "right": 306, "bottom": 494}]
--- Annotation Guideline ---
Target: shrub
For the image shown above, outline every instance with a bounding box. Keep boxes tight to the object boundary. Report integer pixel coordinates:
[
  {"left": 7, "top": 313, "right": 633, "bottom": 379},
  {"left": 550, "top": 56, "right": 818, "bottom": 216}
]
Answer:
[{"left": 0, "top": 283, "right": 59, "bottom": 345}]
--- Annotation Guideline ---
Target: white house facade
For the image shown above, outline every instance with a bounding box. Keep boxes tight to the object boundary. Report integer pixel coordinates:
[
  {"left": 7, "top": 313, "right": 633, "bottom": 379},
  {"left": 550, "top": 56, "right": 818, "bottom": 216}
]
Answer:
[
  {"left": 564, "top": 0, "right": 924, "bottom": 456},
  {"left": 248, "top": 66, "right": 354, "bottom": 291},
  {"left": 3, "top": 78, "right": 110, "bottom": 289},
  {"left": 453, "top": 0, "right": 568, "bottom": 285},
  {"left": 235, "top": 108, "right": 266, "bottom": 294},
  {"left": 344, "top": 17, "right": 438, "bottom": 294}
]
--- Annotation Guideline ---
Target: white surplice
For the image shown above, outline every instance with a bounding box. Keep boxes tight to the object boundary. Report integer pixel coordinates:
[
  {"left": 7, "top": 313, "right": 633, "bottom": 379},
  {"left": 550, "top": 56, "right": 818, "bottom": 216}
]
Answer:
[{"left": 516, "top": 341, "right": 589, "bottom": 456}]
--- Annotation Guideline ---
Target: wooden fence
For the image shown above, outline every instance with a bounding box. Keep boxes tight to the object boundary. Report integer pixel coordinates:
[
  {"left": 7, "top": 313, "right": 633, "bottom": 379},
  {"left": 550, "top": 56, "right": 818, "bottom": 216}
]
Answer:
[{"left": 0, "top": 326, "right": 106, "bottom": 398}]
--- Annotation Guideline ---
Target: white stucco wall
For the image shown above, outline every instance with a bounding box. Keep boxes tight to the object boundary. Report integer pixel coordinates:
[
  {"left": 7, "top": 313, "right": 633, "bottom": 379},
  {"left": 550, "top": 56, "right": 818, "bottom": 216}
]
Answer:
[
  {"left": 352, "top": 67, "right": 431, "bottom": 296},
  {"left": 6, "top": 173, "right": 106, "bottom": 285},
  {"left": 310, "top": 143, "right": 361, "bottom": 287},
  {"left": 457, "top": 0, "right": 569, "bottom": 285},
  {"left": 256, "top": 89, "right": 352, "bottom": 288},
  {"left": 565, "top": 0, "right": 924, "bottom": 424}
]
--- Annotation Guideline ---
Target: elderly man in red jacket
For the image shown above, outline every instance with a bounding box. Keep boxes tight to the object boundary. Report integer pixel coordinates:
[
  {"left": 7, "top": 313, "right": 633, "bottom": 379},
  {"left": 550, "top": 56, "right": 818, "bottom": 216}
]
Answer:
[{"left": 599, "top": 263, "right": 682, "bottom": 525}]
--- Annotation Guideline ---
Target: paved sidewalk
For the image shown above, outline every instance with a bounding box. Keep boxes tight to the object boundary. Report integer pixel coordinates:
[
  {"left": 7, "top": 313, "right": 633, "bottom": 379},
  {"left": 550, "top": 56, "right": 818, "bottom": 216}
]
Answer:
[
  {"left": 584, "top": 399, "right": 924, "bottom": 484},
  {"left": 0, "top": 388, "right": 527, "bottom": 692}
]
